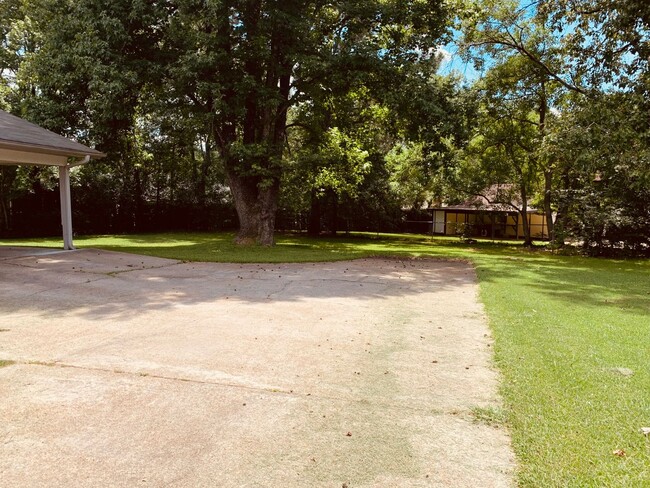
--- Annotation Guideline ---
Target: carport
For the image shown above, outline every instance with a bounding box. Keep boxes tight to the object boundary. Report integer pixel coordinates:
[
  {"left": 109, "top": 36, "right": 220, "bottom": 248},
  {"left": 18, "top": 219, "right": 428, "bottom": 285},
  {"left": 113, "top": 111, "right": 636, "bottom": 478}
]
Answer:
[{"left": 0, "top": 110, "right": 105, "bottom": 249}]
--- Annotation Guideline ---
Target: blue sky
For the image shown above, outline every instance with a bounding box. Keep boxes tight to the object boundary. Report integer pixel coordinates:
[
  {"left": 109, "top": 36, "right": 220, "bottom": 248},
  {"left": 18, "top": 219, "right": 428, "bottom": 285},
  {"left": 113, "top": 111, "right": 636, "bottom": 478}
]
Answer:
[{"left": 437, "top": 43, "right": 483, "bottom": 82}]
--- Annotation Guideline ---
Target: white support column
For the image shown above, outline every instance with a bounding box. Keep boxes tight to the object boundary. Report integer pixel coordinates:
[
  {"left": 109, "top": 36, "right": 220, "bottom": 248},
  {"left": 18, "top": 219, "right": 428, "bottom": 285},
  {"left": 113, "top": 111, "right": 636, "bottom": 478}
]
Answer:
[{"left": 58, "top": 165, "right": 75, "bottom": 250}]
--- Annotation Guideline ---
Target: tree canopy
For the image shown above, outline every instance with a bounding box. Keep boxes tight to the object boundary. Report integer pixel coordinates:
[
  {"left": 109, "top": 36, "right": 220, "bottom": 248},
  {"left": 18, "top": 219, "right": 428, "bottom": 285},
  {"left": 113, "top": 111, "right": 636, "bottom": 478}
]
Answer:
[{"left": 1, "top": 0, "right": 648, "bottom": 254}]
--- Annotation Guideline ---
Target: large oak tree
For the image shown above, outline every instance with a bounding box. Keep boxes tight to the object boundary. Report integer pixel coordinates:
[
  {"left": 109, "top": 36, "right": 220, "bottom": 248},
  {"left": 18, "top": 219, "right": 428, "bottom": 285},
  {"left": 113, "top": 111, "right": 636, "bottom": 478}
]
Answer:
[{"left": 164, "top": 0, "right": 451, "bottom": 244}]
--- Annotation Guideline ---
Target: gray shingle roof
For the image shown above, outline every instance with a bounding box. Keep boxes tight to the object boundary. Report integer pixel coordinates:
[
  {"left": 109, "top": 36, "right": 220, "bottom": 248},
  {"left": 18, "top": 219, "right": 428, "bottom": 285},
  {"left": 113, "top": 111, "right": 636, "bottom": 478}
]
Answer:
[
  {"left": 0, "top": 110, "right": 105, "bottom": 158},
  {"left": 432, "top": 184, "right": 540, "bottom": 213}
]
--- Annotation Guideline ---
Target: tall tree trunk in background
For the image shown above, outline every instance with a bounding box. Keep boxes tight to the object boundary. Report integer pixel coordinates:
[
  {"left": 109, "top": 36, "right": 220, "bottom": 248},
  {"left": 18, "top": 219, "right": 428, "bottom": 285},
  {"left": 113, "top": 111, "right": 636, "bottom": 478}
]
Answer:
[
  {"left": 543, "top": 169, "right": 555, "bottom": 242},
  {"left": 0, "top": 166, "right": 17, "bottom": 233},
  {"left": 197, "top": 134, "right": 212, "bottom": 205},
  {"left": 553, "top": 170, "right": 571, "bottom": 246},
  {"left": 134, "top": 166, "right": 143, "bottom": 231},
  {"left": 0, "top": 199, "right": 8, "bottom": 233},
  {"left": 327, "top": 189, "right": 339, "bottom": 236},
  {"left": 515, "top": 165, "right": 533, "bottom": 247},
  {"left": 519, "top": 207, "right": 532, "bottom": 247},
  {"left": 538, "top": 84, "right": 555, "bottom": 243},
  {"left": 307, "top": 190, "right": 321, "bottom": 236}
]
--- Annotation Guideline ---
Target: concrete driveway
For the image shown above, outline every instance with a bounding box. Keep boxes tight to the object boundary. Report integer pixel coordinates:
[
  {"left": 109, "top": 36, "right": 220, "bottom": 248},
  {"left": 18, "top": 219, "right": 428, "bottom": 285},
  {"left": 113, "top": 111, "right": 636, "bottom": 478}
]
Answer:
[{"left": 0, "top": 248, "right": 514, "bottom": 487}]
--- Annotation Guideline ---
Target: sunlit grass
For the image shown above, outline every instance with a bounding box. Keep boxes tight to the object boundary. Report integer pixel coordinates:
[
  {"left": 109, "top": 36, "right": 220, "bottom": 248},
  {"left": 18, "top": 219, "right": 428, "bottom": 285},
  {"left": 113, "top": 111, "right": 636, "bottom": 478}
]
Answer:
[
  {"left": 475, "top": 254, "right": 650, "bottom": 486},
  {"left": 0, "top": 231, "right": 530, "bottom": 262},
  {"left": 2, "top": 231, "right": 649, "bottom": 486}
]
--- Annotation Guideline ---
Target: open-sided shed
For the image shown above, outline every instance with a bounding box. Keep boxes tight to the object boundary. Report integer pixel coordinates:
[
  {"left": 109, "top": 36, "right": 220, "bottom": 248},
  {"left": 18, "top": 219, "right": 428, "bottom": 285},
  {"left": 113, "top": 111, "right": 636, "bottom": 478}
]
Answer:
[
  {"left": 0, "top": 110, "right": 105, "bottom": 249},
  {"left": 427, "top": 185, "right": 551, "bottom": 240}
]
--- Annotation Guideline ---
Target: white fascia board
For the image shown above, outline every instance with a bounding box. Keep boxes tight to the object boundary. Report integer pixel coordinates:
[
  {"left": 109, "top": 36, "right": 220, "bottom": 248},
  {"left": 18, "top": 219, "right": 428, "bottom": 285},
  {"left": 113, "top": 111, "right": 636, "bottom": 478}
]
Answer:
[{"left": 0, "top": 147, "right": 69, "bottom": 166}]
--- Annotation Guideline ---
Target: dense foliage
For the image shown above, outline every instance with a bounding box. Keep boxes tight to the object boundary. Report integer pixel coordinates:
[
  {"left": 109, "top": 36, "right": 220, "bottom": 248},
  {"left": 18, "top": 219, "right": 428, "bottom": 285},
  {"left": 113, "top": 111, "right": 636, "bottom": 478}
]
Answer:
[
  {"left": 1, "top": 0, "right": 456, "bottom": 244},
  {"left": 456, "top": 0, "right": 650, "bottom": 253},
  {"left": 1, "top": 0, "right": 649, "bottom": 254}
]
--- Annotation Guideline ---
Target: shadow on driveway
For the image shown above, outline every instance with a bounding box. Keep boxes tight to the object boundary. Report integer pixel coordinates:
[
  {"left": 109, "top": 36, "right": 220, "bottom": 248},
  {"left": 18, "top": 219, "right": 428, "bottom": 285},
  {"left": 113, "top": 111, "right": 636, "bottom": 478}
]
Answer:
[{"left": 0, "top": 249, "right": 514, "bottom": 488}]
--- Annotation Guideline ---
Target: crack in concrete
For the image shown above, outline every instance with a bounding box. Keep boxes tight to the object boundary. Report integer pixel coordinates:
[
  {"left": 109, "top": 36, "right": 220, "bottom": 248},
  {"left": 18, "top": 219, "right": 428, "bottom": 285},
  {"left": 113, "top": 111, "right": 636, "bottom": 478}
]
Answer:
[
  {"left": 234, "top": 276, "right": 399, "bottom": 288},
  {"left": 83, "top": 261, "right": 184, "bottom": 277},
  {"left": 16, "top": 359, "right": 470, "bottom": 419},
  {"left": 0, "top": 256, "right": 183, "bottom": 278},
  {"left": 0, "top": 276, "right": 110, "bottom": 301}
]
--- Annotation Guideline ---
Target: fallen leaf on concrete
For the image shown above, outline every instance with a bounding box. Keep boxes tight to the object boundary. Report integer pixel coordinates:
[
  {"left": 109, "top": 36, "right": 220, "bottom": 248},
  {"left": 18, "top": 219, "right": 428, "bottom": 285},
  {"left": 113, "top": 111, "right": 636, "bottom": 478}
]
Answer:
[{"left": 346, "top": 432, "right": 352, "bottom": 437}]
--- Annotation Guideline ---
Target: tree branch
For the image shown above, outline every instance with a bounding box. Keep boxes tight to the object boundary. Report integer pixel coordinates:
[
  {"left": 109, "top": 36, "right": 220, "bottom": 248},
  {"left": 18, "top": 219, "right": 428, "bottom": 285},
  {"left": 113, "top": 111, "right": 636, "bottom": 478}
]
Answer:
[{"left": 467, "top": 35, "right": 587, "bottom": 94}]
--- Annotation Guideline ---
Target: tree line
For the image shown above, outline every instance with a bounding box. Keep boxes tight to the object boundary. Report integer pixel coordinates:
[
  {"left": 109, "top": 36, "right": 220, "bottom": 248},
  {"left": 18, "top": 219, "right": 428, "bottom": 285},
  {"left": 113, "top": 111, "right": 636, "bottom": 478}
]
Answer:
[{"left": 1, "top": 0, "right": 648, "bottom": 254}]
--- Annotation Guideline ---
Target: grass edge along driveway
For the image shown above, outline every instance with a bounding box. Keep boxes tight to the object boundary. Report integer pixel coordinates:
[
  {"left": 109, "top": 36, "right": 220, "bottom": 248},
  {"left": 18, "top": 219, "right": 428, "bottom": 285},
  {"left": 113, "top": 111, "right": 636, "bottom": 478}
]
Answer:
[{"left": 3, "top": 231, "right": 650, "bottom": 487}]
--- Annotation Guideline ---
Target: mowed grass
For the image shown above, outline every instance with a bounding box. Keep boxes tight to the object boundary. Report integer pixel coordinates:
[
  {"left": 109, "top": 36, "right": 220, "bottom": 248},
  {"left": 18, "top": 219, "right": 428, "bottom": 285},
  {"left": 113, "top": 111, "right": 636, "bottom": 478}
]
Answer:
[
  {"left": 2, "top": 231, "right": 649, "bottom": 486},
  {"left": 0, "top": 231, "right": 497, "bottom": 262},
  {"left": 476, "top": 253, "right": 650, "bottom": 486}
]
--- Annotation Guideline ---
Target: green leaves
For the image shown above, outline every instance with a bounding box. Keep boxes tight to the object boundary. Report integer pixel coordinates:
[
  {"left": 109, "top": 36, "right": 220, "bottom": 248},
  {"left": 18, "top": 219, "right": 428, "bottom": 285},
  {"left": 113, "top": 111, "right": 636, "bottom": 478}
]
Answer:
[
  {"left": 548, "top": 92, "right": 650, "bottom": 253},
  {"left": 2, "top": 0, "right": 457, "bottom": 240},
  {"left": 538, "top": 0, "right": 650, "bottom": 90},
  {"left": 309, "top": 127, "right": 370, "bottom": 199}
]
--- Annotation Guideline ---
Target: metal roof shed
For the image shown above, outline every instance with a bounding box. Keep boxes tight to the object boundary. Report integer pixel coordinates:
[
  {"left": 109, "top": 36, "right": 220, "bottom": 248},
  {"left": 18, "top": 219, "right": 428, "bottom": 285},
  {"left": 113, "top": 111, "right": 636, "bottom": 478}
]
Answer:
[{"left": 0, "top": 110, "right": 105, "bottom": 249}]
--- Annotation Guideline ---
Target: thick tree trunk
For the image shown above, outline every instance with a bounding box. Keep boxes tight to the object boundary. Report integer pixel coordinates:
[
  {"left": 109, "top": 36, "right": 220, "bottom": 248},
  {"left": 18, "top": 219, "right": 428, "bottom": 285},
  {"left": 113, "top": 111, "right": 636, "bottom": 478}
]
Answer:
[
  {"left": 258, "top": 180, "right": 280, "bottom": 245},
  {"left": 226, "top": 167, "right": 280, "bottom": 246},
  {"left": 227, "top": 171, "right": 261, "bottom": 244},
  {"left": 213, "top": 2, "right": 290, "bottom": 246}
]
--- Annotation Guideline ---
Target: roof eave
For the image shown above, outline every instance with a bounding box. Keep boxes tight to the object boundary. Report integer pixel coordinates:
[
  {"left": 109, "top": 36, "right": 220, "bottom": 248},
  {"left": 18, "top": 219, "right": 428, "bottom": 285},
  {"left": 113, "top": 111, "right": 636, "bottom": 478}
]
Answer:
[{"left": 0, "top": 139, "right": 106, "bottom": 159}]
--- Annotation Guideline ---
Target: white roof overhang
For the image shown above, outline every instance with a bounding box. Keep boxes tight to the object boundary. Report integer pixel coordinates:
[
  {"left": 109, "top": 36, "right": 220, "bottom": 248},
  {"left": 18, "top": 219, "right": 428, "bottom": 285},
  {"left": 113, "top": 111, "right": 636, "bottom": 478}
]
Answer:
[{"left": 0, "top": 110, "right": 106, "bottom": 250}]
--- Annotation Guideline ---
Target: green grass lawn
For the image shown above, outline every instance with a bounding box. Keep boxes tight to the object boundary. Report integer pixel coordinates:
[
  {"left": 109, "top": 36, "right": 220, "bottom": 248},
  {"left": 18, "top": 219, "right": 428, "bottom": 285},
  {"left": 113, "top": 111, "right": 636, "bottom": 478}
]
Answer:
[
  {"left": 0, "top": 231, "right": 513, "bottom": 262},
  {"left": 2, "top": 231, "right": 649, "bottom": 486}
]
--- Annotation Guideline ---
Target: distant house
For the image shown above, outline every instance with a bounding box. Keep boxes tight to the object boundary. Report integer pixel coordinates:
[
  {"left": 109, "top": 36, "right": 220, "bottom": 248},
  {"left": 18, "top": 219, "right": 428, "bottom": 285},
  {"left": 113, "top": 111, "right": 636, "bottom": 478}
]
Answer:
[{"left": 428, "top": 185, "right": 551, "bottom": 240}]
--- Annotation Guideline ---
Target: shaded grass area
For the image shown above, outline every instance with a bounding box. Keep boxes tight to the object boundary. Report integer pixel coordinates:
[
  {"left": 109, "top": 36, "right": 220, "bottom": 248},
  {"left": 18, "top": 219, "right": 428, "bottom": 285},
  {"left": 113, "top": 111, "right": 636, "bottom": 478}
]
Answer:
[
  {"left": 2, "top": 231, "right": 650, "bottom": 486},
  {"left": 0, "top": 231, "right": 507, "bottom": 263}
]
